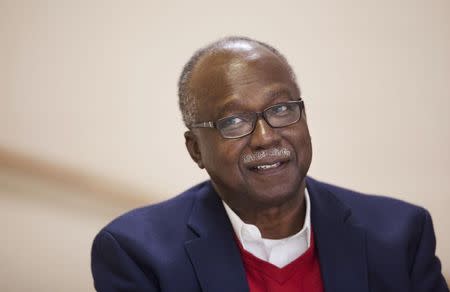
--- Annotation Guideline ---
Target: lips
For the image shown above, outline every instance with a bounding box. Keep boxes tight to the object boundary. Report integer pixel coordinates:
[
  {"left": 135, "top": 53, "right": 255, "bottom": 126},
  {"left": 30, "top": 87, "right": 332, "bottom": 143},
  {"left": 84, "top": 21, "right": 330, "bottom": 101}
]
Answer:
[
  {"left": 255, "top": 161, "right": 281, "bottom": 170},
  {"left": 246, "top": 157, "right": 290, "bottom": 174}
]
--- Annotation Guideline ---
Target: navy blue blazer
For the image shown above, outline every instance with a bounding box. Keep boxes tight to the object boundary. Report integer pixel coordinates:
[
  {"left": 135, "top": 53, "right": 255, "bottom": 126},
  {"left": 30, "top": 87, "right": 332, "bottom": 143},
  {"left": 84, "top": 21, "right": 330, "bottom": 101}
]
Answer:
[{"left": 91, "top": 177, "right": 448, "bottom": 291}]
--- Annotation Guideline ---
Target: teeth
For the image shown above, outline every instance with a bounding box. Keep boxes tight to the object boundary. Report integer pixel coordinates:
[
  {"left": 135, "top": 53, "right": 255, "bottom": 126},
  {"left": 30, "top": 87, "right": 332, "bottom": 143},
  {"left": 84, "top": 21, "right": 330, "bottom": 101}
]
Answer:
[{"left": 256, "top": 162, "right": 281, "bottom": 170}]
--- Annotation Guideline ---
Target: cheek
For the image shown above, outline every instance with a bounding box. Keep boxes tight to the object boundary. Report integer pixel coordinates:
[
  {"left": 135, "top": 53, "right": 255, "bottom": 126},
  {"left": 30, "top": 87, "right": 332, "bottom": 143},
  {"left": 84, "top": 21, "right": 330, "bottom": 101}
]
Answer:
[
  {"left": 287, "top": 125, "right": 312, "bottom": 163},
  {"left": 300, "top": 136, "right": 313, "bottom": 164},
  {"left": 200, "top": 137, "right": 245, "bottom": 173},
  {"left": 216, "top": 142, "right": 245, "bottom": 170},
  {"left": 298, "top": 131, "right": 313, "bottom": 167},
  {"left": 297, "top": 127, "right": 311, "bottom": 148}
]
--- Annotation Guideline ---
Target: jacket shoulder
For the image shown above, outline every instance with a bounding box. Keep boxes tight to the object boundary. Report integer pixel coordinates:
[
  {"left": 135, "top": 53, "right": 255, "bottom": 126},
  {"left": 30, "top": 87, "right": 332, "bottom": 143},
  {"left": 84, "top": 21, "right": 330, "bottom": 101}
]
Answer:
[
  {"left": 100, "top": 181, "right": 209, "bottom": 240},
  {"left": 307, "top": 178, "right": 448, "bottom": 291},
  {"left": 308, "top": 177, "right": 427, "bottom": 232}
]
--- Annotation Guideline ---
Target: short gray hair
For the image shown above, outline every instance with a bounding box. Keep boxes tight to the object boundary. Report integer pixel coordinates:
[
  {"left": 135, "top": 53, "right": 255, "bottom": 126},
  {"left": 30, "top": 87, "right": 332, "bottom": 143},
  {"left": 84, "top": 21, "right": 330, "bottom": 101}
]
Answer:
[{"left": 177, "top": 36, "right": 299, "bottom": 127}]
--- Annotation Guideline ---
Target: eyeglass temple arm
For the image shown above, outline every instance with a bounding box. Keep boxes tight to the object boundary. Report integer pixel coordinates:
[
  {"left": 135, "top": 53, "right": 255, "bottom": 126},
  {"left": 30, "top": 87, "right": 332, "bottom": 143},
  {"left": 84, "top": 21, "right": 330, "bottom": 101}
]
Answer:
[{"left": 190, "top": 121, "right": 215, "bottom": 128}]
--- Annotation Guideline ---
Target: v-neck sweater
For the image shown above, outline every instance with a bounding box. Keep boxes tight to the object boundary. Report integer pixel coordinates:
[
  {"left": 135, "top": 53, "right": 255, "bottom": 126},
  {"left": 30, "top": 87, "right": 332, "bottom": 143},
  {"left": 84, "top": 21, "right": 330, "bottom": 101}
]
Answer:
[{"left": 235, "top": 230, "right": 324, "bottom": 292}]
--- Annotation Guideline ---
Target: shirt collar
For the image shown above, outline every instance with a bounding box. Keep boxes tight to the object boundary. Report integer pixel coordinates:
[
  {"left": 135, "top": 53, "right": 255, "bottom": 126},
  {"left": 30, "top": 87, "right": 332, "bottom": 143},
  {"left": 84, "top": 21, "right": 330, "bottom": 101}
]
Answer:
[{"left": 222, "top": 188, "right": 311, "bottom": 249}]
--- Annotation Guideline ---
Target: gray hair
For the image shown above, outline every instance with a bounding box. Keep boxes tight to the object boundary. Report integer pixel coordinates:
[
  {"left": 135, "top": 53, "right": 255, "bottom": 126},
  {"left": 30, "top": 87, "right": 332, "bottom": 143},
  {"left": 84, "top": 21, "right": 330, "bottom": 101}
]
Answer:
[{"left": 177, "top": 36, "right": 300, "bottom": 127}]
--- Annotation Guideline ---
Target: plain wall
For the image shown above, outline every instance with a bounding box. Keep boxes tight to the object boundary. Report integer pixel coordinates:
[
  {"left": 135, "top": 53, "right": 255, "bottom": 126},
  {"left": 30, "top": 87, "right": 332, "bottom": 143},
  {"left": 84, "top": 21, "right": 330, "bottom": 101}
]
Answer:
[{"left": 1, "top": 0, "right": 449, "bottom": 290}]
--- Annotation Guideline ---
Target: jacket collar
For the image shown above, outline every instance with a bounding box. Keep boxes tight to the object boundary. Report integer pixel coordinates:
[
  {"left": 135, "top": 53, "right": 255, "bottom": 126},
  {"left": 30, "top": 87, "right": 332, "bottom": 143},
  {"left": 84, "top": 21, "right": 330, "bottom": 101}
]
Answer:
[
  {"left": 184, "top": 182, "right": 249, "bottom": 292},
  {"left": 307, "top": 177, "right": 369, "bottom": 292},
  {"left": 185, "top": 178, "right": 369, "bottom": 292}
]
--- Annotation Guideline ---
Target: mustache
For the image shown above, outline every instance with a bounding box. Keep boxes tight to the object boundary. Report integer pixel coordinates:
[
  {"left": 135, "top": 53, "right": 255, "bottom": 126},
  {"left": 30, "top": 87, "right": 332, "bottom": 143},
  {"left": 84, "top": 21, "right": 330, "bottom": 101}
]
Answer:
[{"left": 241, "top": 147, "right": 291, "bottom": 164}]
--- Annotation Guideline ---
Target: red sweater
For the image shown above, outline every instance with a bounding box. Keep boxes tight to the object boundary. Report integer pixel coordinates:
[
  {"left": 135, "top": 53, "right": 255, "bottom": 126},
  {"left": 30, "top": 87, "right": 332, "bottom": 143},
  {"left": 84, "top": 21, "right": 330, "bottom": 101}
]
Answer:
[{"left": 235, "top": 231, "right": 324, "bottom": 292}]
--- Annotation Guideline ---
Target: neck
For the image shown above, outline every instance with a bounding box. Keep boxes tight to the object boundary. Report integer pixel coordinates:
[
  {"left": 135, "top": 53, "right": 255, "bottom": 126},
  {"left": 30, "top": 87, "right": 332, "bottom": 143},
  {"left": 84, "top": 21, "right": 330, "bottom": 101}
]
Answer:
[{"left": 233, "top": 189, "right": 306, "bottom": 239}]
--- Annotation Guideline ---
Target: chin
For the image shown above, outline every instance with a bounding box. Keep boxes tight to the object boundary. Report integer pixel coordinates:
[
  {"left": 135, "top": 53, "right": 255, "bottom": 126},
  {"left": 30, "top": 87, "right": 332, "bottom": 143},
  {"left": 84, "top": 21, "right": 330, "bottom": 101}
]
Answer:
[{"left": 246, "top": 182, "right": 300, "bottom": 207}]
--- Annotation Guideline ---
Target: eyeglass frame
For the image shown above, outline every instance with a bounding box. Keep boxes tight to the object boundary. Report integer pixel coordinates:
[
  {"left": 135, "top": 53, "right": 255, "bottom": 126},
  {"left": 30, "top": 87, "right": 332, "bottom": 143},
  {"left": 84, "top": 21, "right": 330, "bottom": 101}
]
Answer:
[{"left": 189, "top": 98, "right": 305, "bottom": 139}]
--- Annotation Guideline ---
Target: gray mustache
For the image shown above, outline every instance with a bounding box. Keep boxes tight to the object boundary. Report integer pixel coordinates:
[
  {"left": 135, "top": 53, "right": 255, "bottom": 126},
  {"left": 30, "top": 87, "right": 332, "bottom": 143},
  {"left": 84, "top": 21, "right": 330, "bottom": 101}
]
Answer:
[{"left": 242, "top": 148, "right": 291, "bottom": 164}]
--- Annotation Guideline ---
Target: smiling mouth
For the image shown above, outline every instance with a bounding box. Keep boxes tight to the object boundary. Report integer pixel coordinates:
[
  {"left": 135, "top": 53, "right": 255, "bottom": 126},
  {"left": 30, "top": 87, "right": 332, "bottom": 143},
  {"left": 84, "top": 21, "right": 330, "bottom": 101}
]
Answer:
[{"left": 250, "top": 161, "right": 287, "bottom": 173}]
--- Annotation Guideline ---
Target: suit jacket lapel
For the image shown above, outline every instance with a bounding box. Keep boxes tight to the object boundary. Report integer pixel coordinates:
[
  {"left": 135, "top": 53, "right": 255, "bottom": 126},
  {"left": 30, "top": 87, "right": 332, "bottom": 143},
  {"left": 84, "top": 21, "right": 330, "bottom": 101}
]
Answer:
[
  {"left": 184, "top": 182, "right": 249, "bottom": 292},
  {"left": 307, "top": 177, "right": 369, "bottom": 292}
]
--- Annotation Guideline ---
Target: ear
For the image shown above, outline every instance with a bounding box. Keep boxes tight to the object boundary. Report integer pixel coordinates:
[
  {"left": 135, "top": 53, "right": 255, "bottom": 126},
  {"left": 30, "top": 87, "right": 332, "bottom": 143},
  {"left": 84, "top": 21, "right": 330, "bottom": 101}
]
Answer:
[{"left": 184, "top": 130, "right": 205, "bottom": 169}]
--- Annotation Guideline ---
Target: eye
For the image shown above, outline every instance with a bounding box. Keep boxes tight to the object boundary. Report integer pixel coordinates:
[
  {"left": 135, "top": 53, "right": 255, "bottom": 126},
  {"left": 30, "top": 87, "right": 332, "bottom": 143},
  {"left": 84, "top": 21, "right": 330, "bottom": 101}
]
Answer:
[
  {"left": 269, "top": 104, "right": 290, "bottom": 116},
  {"left": 220, "top": 116, "right": 246, "bottom": 129}
]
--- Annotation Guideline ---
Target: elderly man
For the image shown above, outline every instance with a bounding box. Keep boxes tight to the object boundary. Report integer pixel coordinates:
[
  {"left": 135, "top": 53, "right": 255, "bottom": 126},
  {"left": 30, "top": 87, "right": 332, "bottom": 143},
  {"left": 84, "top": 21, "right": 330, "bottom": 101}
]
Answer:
[{"left": 91, "top": 37, "right": 448, "bottom": 291}]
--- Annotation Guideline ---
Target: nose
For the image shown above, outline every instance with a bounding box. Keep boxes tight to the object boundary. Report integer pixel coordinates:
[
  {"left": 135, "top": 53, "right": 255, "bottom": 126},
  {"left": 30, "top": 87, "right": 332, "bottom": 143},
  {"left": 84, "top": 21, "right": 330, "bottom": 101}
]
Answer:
[{"left": 248, "top": 118, "right": 282, "bottom": 150}]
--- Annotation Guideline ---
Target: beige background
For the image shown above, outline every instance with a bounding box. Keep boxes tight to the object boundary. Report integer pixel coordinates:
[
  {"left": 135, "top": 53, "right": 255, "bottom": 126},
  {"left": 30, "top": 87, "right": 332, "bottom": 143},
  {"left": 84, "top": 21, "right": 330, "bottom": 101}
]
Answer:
[{"left": 1, "top": 0, "right": 449, "bottom": 291}]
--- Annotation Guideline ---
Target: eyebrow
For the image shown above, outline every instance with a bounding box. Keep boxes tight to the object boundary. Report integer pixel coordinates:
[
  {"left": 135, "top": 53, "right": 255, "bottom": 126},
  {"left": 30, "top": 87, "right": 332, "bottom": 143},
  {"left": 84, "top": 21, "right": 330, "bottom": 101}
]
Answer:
[
  {"left": 263, "top": 88, "right": 294, "bottom": 101},
  {"left": 217, "top": 88, "right": 294, "bottom": 117}
]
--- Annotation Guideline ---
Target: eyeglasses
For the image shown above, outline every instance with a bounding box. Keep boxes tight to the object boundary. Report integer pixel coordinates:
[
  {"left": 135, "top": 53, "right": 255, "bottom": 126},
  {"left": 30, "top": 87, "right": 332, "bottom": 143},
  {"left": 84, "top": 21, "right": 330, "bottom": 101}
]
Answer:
[{"left": 190, "top": 99, "right": 304, "bottom": 139}]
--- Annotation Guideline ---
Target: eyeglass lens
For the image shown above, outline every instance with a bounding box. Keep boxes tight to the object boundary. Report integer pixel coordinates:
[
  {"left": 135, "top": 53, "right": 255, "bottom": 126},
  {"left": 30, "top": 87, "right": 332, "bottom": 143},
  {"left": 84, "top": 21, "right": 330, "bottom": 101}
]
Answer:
[{"left": 217, "top": 102, "right": 302, "bottom": 138}]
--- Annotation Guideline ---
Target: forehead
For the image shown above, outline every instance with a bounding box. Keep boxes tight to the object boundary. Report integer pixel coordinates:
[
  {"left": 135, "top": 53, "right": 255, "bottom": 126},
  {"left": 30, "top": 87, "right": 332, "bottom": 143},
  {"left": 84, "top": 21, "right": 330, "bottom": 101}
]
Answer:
[{"left": 189, "top": 44, "right": 297, "bottom": 116}]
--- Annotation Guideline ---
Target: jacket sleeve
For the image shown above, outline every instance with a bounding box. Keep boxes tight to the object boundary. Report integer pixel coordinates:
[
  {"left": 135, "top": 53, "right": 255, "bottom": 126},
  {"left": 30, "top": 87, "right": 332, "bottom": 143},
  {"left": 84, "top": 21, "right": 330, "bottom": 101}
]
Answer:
[
  {"left": 91, "top": 230, "right": 160, "bottom": 292},
  {"left": 410, "top": 209, "right": 449, "bottom": 292}
]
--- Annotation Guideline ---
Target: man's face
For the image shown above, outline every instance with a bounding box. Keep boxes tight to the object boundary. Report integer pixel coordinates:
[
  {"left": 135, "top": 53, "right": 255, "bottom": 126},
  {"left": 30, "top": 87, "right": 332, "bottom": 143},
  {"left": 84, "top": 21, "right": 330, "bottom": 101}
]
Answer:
[{"left": 185, "top": 44, "right": 312, "bottom": 211}]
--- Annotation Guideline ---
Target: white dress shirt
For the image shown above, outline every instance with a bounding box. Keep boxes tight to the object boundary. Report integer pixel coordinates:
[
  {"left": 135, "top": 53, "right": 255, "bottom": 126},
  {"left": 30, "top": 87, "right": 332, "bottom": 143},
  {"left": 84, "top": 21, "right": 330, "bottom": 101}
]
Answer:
[{"left": 222, "top": 189, "right": 311, "bottom": 268}]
